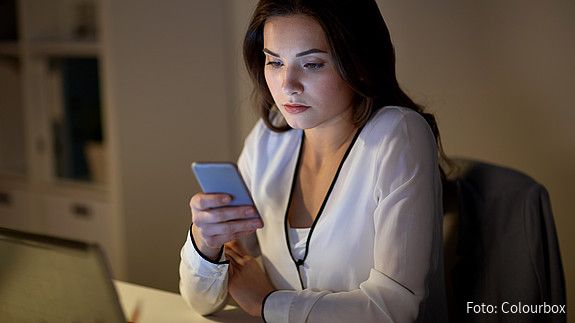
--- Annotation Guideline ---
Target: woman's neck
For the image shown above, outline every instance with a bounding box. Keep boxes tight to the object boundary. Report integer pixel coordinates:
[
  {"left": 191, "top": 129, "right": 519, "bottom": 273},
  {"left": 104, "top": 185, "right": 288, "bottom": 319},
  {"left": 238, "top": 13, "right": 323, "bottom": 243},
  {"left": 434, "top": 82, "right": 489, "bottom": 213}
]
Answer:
[{"left": 302, "top": 120, "right": 357, "bottom": 170}]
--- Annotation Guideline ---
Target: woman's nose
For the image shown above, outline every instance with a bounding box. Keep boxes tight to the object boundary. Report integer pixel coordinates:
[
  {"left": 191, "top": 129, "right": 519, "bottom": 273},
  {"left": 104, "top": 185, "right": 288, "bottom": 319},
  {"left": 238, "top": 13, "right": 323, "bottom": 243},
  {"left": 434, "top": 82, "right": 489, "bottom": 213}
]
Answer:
[{"left": 281, "top": 68, "right": 303, "bottom": 95}]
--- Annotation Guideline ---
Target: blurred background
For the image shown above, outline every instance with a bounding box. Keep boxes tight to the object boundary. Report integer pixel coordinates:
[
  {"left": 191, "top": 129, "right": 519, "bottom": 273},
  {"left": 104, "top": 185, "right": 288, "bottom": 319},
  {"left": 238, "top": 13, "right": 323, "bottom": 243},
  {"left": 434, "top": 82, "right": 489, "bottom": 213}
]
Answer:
[{"left": 0, "top": 0, "right": 573, "bottom": 318}]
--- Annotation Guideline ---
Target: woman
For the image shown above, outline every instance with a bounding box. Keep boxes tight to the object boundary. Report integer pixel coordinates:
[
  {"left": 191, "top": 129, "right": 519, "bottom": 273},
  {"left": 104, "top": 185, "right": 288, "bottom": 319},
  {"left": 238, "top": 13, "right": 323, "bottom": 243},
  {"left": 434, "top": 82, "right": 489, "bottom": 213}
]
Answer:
[{"left": 180, "top": 0, "right": 448, "bottom": 322}]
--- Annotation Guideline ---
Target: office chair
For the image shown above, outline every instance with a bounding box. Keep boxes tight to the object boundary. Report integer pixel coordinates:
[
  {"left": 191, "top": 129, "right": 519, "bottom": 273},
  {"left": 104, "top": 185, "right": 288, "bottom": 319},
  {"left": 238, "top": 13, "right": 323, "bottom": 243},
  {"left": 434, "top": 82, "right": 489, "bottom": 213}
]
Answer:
[{"left": 442, "top": 158, "right": 566, "bottom": 323}]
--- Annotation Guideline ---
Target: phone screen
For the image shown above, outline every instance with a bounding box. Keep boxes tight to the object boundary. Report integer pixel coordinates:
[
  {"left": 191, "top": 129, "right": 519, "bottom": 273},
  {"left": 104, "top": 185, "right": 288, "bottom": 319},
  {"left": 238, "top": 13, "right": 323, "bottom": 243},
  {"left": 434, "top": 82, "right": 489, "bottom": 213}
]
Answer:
[{"left": 191, "top": 162, "right": 254, "bottom": 207}]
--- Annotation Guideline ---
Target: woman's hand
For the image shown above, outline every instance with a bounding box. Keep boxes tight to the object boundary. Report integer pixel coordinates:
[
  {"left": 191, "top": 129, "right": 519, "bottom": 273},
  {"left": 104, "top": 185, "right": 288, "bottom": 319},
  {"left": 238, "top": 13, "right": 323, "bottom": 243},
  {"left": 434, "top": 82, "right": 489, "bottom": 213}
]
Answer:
[
  {"left": 190, "top": 193, "right": 263, "bottom": 260},
  {"left": 225, "top": 240, "right": 276, "bottom": 317}
]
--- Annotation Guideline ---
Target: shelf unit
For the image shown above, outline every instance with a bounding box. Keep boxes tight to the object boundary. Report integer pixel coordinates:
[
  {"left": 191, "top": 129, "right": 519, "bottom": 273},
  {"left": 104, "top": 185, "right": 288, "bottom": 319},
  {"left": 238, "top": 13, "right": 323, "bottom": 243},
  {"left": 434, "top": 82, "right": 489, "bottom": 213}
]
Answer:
[
  {"left": 0, "top": 0, "right": 121, "bottom": 273},
  {"left": 1, "top": 0, "right": 235, "bottom": 291}
]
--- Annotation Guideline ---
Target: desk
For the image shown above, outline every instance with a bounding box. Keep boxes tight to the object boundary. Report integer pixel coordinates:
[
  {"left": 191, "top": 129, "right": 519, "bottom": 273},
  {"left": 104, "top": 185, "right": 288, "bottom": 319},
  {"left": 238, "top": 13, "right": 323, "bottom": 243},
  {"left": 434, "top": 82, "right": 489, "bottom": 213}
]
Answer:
[{"left": 114, "top": 281, "right": 260, "bottom": 323}]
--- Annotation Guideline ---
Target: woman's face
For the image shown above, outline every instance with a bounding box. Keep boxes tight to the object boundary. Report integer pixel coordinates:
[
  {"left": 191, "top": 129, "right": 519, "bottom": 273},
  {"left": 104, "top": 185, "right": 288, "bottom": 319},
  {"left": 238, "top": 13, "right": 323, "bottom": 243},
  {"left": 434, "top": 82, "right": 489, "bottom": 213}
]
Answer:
[{"left": 263, "top": 15, "right": 356, "bottom": 131}]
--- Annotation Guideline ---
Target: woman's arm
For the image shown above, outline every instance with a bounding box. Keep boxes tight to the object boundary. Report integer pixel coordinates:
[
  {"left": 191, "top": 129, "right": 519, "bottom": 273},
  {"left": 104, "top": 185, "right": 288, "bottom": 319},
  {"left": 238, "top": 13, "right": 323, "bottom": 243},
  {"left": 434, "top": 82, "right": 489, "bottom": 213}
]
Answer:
[
  {"left": 179, "top": 229, "right": 229, "bottom": 315},
  {"left": 179, "top": 228, "right": 263, "bottom": 315},
  {"left": 180, "top": 121, "right": 264, "bottom": 315}
]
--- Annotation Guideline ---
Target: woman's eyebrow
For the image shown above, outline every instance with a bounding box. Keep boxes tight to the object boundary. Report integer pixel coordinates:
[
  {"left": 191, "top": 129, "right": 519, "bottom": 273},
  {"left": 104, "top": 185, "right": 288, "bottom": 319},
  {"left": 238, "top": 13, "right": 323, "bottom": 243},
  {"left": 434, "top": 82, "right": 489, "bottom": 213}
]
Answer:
[{"left": 262, "top": 48, "right": 328, "bottom": 57}]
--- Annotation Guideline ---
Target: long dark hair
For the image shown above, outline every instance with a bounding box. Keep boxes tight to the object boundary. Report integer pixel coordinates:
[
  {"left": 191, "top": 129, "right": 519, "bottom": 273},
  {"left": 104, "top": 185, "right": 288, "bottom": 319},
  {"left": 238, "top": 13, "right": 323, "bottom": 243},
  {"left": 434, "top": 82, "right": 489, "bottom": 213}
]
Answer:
[{"left": 243, "top": 0, "right": 449, "bottom": 177}]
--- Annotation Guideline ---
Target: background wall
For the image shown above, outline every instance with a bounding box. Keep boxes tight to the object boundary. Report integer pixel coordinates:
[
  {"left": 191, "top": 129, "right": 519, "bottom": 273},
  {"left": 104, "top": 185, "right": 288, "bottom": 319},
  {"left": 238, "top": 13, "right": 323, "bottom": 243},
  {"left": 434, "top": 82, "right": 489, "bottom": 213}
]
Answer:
[
  {"left": 102, "top": 0, "right": 235, "bottom": 290},
  {"left": 377, "top": 0, "right": 574, "bottom": 315},
  {"left": 229, "top": 0, "right": 574, "bottom": 317}
]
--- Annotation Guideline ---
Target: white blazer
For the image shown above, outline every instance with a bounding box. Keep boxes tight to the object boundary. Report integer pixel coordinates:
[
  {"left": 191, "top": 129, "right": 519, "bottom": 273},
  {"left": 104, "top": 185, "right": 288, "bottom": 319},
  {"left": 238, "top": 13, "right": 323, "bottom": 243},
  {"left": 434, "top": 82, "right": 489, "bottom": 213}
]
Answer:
[{"left": 179, "top": 106, "right": 448, "bottom": 323}]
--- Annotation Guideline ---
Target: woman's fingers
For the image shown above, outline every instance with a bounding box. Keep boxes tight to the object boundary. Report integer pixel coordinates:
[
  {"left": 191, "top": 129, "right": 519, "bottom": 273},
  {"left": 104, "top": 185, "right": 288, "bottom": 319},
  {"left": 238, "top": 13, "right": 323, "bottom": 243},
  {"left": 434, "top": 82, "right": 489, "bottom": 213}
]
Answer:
[
  {"left": 193, "top": 217, "right": 261, "bottom": 250},
  {"left": 190, "top": 193, "right": 231, "bottom": 211},
  {"left": 195, "top": 206, "right": 260, "bottom": 225},
  {"left": 198, "top": 219, "right": 262, "bottom": 236},
  {"left": 225, "top": 246, "right": 241, "bottom": 262},
  {"left": 189, "top": 193, "right": 263, "bottom": 257},
  {"left": 228, "top": 260, "right": 235, "bottom": 277},
  {"left": 201, "top": 229, "right": 254, "bottom": 249},
  {"left": 225, "top": 239, "right": 249, "bottom": 256},
  {"left": 225, "top": 244, "right": 249, "bottom": 266}
]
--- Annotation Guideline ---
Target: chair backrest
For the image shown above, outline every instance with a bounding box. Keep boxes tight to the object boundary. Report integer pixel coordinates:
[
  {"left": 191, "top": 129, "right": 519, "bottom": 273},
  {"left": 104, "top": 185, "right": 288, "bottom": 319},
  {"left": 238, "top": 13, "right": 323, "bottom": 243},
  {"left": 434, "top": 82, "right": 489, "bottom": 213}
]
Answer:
[{"left": 442, "top": 158, "right": 566, "bottom": 323}]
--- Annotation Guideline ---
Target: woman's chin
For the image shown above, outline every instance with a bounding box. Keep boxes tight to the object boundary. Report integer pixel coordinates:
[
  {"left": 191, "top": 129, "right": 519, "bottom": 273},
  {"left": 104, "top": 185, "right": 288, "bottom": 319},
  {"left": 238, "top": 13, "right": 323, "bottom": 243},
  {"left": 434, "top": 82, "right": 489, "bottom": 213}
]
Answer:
[
  {"left": 281, "top": 115, "right": 314, "bottom": 130},
  {"left": 285, "top": 119, "right": 310, "bottom": 130}
]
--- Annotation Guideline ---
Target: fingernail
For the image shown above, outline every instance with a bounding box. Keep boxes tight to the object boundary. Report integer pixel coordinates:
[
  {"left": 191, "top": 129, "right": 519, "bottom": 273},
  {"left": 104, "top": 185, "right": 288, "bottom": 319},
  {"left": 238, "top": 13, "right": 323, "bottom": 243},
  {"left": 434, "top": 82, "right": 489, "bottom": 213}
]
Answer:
[
  {"left": 222, "top": 196, "right": 231, "bottom": 203},
  {"left": 246, "top": 208, "right": 256, "bottom": 216}
]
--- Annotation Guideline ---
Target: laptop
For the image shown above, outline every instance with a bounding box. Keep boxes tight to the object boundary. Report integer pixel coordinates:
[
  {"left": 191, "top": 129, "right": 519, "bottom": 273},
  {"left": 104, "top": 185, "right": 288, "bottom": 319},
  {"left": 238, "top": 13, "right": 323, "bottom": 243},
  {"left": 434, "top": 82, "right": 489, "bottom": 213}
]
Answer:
[{"left": 0, "top": 227, "right": 126, "bottom": 322}]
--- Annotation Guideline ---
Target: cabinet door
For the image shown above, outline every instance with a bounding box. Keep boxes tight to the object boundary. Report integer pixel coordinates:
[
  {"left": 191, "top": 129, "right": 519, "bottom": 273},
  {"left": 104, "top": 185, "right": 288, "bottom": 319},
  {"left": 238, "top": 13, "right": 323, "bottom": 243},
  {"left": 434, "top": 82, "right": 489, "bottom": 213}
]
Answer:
[
  {"left": 0, "top": 57, "right": 26, "bottom": 176},
  {"left": 41, "top": 194, "right": 115, "bottom": 261},
  {"left": 0, "top": 187, "right": 32, "bottom": 231}
]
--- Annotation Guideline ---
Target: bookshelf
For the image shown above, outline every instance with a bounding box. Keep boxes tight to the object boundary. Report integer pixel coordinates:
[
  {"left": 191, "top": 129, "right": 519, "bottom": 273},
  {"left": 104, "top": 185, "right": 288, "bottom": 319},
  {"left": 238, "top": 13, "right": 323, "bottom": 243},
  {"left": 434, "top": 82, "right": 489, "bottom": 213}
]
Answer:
[
  {"left": 0, "top": 0, "right": 118, "bottom": 272},
  {"left": 0, "top": 0, "right": 235, "bottom": 290}
]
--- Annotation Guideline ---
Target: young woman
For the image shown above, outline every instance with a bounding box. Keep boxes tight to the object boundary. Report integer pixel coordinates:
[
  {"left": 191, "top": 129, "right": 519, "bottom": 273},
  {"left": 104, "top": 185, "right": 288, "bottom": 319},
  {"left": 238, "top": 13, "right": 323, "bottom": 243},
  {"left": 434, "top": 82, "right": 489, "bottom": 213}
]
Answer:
[{"left": 180, "top": 0, "right": 448, "bottom": 322}]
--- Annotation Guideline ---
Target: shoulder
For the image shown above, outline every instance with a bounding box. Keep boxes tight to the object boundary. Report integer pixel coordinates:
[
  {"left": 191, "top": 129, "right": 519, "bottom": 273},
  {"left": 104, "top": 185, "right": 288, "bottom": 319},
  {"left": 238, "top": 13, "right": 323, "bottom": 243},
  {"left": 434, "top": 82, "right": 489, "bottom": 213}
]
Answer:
[
  {"left": 365, "top": 106, "right": 431, "bottom": 136},
  {"left": 364, "top": 107, "right": 440, "bottom": 196},
  {"left": 361, "top": 106, "right": 435, "bottom": 149}
]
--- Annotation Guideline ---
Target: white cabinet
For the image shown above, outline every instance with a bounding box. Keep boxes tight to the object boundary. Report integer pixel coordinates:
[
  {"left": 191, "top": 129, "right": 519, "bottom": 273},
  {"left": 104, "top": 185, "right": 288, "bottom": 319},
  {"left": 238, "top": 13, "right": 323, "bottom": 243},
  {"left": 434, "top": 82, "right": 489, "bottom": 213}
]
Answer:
[
  {"left": 0, "top": 186, "right": 32, "bottom": 231},
  {"left": 1, "top": 0, "right": 104, "bottom": 180},
  {"left": 0, "top": 0, "right": 120, "bottom": 273},
  {"left": 41, "top": 194, "right": 118, "bottom": 267},
  {"left": 1, "top": 0, "right": 235, "bottom": 290}
]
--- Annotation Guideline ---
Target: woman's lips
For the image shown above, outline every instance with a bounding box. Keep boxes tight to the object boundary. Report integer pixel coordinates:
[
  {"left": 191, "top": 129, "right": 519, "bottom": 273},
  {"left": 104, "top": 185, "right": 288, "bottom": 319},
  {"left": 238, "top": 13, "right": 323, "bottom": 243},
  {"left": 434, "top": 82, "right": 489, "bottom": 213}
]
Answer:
[{"left": 283, "top": 104, "right": 310, "bottom": 114}]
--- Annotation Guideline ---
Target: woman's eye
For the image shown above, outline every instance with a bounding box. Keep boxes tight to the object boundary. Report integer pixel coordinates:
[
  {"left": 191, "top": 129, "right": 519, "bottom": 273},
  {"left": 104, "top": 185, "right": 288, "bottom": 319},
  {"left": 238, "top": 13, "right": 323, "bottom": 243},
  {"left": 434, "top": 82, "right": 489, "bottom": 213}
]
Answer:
[
  {"left": 304, "top": 62, "right": 325, "bottom": 70},
  {"left": 266, "top": 61, "right": 283, "bottom": 68}
]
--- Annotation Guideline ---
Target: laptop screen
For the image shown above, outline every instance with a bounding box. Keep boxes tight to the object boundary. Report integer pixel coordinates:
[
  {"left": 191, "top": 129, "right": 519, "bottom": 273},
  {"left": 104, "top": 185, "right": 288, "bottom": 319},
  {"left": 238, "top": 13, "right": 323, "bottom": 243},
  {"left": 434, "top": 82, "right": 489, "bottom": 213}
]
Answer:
[{"left": 0, "top": 228, "right": 125, "bottom": 322}]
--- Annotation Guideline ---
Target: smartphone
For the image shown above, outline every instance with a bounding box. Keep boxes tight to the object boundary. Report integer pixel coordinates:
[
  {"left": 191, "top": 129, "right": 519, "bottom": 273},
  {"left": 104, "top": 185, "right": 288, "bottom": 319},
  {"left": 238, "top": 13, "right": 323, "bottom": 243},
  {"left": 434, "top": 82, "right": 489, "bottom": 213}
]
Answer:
[{"left": 191, "top": 162, "right": 255, "bottom": 207}]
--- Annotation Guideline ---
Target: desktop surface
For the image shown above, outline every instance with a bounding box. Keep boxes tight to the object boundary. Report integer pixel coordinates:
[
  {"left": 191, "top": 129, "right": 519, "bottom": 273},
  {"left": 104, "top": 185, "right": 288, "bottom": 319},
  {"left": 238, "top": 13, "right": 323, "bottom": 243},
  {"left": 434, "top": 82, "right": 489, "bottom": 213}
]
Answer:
[{"left": 115, "top": 280, "right": 260, "bottom": 323}]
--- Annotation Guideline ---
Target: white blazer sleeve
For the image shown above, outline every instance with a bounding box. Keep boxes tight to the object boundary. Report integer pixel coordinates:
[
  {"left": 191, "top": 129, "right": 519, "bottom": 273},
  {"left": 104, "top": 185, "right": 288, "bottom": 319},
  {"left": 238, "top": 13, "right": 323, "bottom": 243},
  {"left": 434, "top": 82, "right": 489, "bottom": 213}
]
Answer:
[
  {"left": 179, "top": 120, "right": 263, "bottom": 315},
  {"left": 263, "top": 111, "right": 443, "bottom": 323},
  {"left": 179, "top": 231, "right": 229, "bottom": 315}
]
